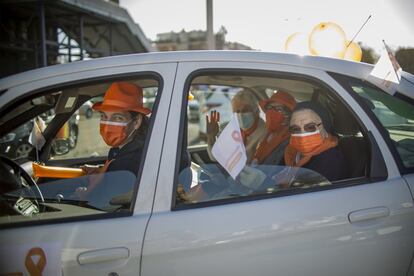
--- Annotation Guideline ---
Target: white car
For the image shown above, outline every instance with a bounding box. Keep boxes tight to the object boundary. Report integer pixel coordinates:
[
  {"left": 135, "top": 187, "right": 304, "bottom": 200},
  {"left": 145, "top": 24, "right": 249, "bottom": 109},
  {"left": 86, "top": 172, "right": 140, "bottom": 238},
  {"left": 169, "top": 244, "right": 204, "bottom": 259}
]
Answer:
[{"left": 0, "top": 51, "right": 414, "bottom": 276}]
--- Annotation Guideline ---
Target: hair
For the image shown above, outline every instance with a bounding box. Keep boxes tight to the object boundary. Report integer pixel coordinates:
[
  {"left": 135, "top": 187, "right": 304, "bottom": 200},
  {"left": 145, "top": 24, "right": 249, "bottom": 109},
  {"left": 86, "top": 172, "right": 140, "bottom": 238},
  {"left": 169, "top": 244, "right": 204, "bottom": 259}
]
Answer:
[
  {"left": 231, "top": 89, "right": 259, "bottom": 112},
  {"left": 130, "top": 111, "right": 149, "bottom": 139},
  {"left": 292, "top": 101, "right": 333, "bottom": 133}
]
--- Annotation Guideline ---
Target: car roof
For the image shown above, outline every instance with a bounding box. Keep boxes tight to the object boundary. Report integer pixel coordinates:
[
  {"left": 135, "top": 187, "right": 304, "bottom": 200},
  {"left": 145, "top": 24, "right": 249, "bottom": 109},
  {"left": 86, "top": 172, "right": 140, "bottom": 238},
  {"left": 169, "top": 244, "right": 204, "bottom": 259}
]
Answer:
[{"left": 0, "top": 50, "right": 413, "bottom": 93}]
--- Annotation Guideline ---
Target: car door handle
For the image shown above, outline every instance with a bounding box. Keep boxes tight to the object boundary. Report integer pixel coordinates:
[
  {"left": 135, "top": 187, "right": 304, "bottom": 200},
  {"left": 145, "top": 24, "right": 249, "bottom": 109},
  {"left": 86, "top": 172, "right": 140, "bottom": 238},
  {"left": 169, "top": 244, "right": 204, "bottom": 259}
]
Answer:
[
  {"left": 348, "top": 207, "right": 390, "bottom": 223},
  {"left": 78, "top": 247, "right": 130, "bottom": 265}
]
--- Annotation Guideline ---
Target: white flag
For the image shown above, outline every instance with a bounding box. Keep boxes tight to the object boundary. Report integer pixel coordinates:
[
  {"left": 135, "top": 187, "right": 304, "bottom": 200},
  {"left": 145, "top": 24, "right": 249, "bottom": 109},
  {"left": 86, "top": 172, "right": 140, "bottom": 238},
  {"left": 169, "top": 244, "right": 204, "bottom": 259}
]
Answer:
[
  {"left": 212, "top": 114, "right": 247, "bottom": 179},
  {"left": 29, "top": 117, "right": 46, "bottom": 150},
  {"left": 366, "top": 42, "right": 402, "bottom": 95}
]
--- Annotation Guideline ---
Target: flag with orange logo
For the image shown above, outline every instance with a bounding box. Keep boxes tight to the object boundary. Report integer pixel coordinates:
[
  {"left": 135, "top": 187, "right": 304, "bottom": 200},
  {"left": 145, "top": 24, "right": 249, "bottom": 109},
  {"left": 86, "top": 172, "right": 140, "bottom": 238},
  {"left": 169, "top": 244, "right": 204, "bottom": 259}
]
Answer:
[{"left": 212, "top": 114, "right": 247, "bottom": 179}]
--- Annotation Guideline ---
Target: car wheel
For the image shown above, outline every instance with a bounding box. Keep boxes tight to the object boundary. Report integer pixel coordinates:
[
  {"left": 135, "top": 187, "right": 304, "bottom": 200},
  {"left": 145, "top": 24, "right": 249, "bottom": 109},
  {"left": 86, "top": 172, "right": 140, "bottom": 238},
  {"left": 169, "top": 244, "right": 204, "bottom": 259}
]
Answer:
[
  {"left": 69, "top": 126, "right": 78, "bottom": 149},
  {"left": 85, "top": 108, "right": 93, "bottom": 119},
  {"left": 14, "top": 143, "right": 33, "bottom": 159}
]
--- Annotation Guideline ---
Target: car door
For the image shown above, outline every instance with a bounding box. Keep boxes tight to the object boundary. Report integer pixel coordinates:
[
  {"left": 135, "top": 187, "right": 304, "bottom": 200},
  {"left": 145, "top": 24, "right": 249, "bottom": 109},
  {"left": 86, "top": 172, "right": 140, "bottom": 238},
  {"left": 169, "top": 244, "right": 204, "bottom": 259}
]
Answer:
[
  {"left": 141, "top": 59, "right": 414, "bottom": 276},
  {"left": 0, "top": 59, "right": 178, "bottom": 275}
]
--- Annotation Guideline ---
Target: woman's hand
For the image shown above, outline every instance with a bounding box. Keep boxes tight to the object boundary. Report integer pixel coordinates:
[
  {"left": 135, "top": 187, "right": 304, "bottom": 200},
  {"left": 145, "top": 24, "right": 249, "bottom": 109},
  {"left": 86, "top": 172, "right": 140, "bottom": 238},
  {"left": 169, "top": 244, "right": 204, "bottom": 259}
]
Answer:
[{"left": 80, "top": 164, "right": 102, "bottom": 175}]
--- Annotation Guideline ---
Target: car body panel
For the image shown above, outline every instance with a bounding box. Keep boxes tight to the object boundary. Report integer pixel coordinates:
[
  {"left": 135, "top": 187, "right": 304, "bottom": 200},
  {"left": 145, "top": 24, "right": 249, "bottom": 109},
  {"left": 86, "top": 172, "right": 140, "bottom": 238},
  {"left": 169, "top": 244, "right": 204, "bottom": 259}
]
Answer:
[{"left": 143, "top": 179, "right": 414, "bottom": 276}]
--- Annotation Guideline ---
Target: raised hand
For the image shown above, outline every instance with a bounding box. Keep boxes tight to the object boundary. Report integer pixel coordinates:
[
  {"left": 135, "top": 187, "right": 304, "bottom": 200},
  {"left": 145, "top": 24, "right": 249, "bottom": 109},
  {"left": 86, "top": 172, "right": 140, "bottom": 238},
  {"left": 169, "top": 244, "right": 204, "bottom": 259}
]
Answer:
[{"left": 206, "top": 110, "right": 220, "bottom": 144}]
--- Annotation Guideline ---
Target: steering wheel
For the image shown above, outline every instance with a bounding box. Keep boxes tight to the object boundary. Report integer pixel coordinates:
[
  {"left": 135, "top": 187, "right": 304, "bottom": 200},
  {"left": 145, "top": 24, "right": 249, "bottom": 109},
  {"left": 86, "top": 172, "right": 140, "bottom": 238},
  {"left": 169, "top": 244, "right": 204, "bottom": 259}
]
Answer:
[{"left": 0, "top": 156, "right": 44, "bottom": 209}]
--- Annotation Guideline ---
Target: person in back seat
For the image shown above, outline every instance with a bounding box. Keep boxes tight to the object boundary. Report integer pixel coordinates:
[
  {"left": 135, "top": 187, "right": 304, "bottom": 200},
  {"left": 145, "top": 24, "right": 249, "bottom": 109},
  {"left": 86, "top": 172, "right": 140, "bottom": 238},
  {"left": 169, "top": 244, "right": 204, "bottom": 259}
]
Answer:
[
  {"left": 283, "top": 101, "right": 347, "bottom": 182},
  {"left": 252, "top": 91, "right": 296, "bottom": 165},
  {"left": 206, "top": 89, "right": 266, "bottom": 163}
]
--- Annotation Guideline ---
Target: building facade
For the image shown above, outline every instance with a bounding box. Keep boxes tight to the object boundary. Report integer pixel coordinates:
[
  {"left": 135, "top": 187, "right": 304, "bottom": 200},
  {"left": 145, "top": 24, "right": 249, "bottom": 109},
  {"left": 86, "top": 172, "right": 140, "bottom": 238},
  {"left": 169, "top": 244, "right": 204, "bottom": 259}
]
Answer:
[{"left": 154, "top": 27, "right": 252, "bottom": 51}]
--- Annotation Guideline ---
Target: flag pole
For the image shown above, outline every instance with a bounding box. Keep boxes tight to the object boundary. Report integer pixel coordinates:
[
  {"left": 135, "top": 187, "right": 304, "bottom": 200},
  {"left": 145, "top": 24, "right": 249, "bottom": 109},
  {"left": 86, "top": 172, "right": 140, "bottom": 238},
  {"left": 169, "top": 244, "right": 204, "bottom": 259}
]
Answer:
[
  {"left": 346, "top": 15, "right": 372, "bottom": 48},
  {"left": 35, "top": 118, "right": 40, "bottom": 162},
  {"left": 382, "top": 40, "right": 402, "bottom": 81}
]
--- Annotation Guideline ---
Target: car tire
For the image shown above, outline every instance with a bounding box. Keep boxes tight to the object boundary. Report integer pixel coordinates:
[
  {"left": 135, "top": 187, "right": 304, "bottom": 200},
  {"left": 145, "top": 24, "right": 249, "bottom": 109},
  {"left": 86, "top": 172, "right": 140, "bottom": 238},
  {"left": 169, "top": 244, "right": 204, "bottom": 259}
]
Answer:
[
  {"left": 85, "top": 108, "right": 93, "bottom": 119},
  {"left": 69, "top": 126, "right": 78, "bottom": 149},
  {"left": 14, "top": 142, "right": 33, "bottom": 159}
]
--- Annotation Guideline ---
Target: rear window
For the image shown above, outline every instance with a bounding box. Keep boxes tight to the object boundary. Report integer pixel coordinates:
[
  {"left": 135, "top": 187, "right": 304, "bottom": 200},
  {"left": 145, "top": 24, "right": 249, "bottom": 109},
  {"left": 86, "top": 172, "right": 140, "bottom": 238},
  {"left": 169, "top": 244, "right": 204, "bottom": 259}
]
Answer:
[{"left": 331, "top": 73, "right": 414, "bottom": 171}]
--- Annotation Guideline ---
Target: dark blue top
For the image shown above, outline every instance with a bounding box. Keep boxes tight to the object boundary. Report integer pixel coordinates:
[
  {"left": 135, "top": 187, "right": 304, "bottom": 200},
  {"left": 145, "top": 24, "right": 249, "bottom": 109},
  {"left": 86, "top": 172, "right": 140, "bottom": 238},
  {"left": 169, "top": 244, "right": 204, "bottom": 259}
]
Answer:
[
  {"left": 106, "top": 134, "right": 145, "bottom": 176},
  {"left": 303, "top": 146, "right": 347, "bottom": 182}
]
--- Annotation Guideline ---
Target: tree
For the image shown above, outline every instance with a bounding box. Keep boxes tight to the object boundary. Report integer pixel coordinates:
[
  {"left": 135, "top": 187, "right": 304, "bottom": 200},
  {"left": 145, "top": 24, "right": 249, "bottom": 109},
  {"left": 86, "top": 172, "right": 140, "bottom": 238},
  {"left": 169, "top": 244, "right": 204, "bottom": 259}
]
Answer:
[
  {"left": 360, "top": 45, "right": 378, "bottom": 64},
  {"left": 395, "top": 48, "right": 414, "bottom": 74}
]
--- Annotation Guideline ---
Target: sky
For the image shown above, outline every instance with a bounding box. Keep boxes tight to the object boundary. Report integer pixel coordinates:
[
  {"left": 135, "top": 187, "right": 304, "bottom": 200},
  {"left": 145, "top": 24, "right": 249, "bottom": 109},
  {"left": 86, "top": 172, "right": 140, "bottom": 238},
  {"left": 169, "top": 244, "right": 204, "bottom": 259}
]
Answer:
[{"left": 120, "top": 0, "right": 414, "bottom": 54}]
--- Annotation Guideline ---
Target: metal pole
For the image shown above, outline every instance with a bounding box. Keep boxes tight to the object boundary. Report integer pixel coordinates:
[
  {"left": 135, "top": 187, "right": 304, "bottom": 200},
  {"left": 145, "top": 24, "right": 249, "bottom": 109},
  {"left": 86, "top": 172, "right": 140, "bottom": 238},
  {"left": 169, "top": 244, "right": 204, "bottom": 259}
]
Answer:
[
  {"left": 39, "top": 2, "right": 47, "bottom": 67},
  {"left": 109, "top": 24, "right": 113, "bottom": 55},
  {"left": 68, "top": 36, "right": 72, "bottom": 62},
  {"left": 79, "top": 15, "right": 84, "bottom": 60},
  {"left": 206, "top": 0, "right": 214, "bottom": 50},
  {"left": 33, "top": 22, "right": 39, "bottom": 68}
]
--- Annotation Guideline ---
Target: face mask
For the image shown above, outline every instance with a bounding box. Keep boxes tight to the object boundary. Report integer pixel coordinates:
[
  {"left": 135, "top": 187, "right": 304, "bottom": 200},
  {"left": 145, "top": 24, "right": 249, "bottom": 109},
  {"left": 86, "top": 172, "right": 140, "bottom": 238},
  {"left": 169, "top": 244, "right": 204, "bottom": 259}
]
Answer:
[
  {"left": 236, "top": 112, "right": 255, "bottom": 130},
  {"left": 100, "top": 120, "right": 133, "bottom": 147},
  {"left": 265, "top": 110, "right": 284, "bottom": 132},
  {"left": 289, "top": 130, "right": 323, "bottom": 154}
]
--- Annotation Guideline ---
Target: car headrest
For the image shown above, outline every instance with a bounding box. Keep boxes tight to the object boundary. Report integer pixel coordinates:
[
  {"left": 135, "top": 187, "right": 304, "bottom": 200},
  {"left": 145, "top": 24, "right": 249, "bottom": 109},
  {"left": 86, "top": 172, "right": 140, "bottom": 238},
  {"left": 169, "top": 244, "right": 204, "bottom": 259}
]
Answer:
[{"left": 333, "top": 104, "right": 361, "bottom": 136}]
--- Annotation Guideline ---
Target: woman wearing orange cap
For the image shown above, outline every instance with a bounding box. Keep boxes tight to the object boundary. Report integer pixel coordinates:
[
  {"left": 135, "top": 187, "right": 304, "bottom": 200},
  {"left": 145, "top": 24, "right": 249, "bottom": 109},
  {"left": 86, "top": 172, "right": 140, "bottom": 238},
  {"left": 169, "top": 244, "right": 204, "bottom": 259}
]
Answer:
[
  {"left": 252, "top": 91, "right": 296, "bottom": 165},
  {"left": 82, "top": 81, "right": 151, "bottom": 177}
]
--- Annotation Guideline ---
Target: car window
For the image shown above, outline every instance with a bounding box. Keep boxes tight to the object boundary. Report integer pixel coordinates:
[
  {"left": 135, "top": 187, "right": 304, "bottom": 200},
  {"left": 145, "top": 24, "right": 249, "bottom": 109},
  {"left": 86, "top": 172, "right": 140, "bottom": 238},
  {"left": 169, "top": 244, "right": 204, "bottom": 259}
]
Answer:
[
  {"left": 0, "top": 109, "right": 54, "bottom": 160},
  {"left": 49, "top": 96, "right": 110, "bottom": 160},
  {"left": 348, "top": 82, "right": 414, "bottom": 169},
  {"left": 175, "top": 73, "right": 369, "bottom": 207},
  {"left": 0, "top": 77, "right": 160, "bottom": 226}
]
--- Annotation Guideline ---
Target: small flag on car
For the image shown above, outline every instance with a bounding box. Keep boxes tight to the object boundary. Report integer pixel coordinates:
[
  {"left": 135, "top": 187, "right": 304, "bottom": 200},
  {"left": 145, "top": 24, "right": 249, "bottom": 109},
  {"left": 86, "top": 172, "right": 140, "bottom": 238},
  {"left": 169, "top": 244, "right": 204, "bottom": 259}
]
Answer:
[
  {"left": 29, "top": 116, "right": 46, "bottom": 151},
  {"left": 212, "top": 114, "right": 247, "bottom": 179},
  {"left": 366, "top": 40, "right": 402, "bottom": 95}
]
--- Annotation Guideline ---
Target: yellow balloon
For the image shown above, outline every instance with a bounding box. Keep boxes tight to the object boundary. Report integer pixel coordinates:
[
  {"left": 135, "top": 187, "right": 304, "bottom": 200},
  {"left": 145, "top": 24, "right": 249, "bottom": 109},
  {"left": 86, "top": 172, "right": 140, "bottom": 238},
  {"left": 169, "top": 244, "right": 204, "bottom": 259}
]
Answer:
[
  {"left": 344, "top": 41, "right": 362, "bottom": 62},
  {"left": 285, "top": 32, "right": 309, "bottom": 55},
  {"left": 309, "top": 22, "right": 346, "bottom": 59}
]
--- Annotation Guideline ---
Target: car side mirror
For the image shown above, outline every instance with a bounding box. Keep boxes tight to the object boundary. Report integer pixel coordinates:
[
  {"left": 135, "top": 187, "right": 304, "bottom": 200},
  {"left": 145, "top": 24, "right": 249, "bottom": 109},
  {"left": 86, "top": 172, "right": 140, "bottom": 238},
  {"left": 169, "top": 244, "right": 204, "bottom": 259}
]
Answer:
[{"left": 52, "top": 138, "right": 70, "bottom": 155}]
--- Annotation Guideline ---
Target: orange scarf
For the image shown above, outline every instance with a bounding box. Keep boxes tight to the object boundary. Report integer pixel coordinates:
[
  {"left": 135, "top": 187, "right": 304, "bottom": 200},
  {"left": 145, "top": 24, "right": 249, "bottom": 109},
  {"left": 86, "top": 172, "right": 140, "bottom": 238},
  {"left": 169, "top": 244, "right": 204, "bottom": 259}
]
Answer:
[
  {"left": 241, "top": 118, "right": 259, "bottom": 144},
  {"left": 254, "top": 127, "right": 289, "bottom": 164},
  {"left": 284, "top": 134, "right": 338, "bottom": 167}
]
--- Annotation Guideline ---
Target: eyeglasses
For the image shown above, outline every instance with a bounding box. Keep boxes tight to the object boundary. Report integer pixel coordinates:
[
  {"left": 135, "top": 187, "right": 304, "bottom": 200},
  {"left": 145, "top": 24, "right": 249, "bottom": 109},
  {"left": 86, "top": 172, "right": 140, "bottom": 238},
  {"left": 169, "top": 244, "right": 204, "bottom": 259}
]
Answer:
[
  {"left": 264, "top": 104, "right": 289, "bottom": 114},
  {"left": 289, "top": 122, "right": 322, "bottom": 134}
]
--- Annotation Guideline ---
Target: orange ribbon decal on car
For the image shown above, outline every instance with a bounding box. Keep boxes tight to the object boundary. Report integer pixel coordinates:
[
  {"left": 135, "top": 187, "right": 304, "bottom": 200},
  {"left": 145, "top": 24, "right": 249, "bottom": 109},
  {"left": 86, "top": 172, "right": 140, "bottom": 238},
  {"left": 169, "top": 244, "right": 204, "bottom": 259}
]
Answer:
[{"left": 25, "top": 247, "right": 46, "bottom": 276}]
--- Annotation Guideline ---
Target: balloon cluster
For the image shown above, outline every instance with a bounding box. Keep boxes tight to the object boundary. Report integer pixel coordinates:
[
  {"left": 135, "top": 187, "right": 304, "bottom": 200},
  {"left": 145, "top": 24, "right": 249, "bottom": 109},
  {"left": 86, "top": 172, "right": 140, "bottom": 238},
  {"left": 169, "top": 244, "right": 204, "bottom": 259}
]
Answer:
[{"left": 284, "top": 22, "right": 362, "bottom": 62}]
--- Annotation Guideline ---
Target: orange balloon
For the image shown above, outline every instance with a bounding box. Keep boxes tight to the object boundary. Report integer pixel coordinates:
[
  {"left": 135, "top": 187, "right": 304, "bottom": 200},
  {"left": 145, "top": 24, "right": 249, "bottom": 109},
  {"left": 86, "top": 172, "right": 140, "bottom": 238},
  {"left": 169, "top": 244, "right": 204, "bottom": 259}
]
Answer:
[
  {"left": 285, "top": 32, "right": 309, "bottom": 55},
  {"left": 344, "top": 41, "right": 362, "bottom": 62},
  {"left": 309, "top": 22, "right": 346, "bottom": 59}
]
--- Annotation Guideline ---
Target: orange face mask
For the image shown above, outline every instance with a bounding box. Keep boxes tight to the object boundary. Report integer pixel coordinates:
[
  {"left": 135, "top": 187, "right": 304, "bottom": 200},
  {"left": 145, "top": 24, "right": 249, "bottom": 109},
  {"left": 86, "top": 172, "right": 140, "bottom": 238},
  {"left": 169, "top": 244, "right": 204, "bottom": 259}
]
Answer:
[
  {"left": 265, "top": 110, "right": 284, "bottom": 132},
  {"left": 100, "top": 120, "right": 132, "bottom": 147},
  {"left": 289, "top": 130, "right": 323, "bottom": 154}
]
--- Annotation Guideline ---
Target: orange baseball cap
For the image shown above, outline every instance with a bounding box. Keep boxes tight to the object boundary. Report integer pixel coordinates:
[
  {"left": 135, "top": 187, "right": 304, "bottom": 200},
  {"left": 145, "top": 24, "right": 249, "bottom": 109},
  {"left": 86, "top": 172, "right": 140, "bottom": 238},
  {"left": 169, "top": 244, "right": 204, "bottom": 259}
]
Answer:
[
  {"left": 92, "top": 82, "right": 151, "bottom": 115},
  {"left": 259, "top": 91, "right": 296, "bottom": 112}
]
